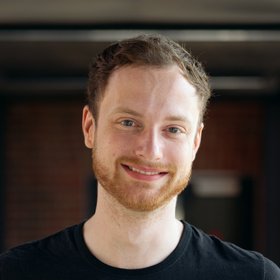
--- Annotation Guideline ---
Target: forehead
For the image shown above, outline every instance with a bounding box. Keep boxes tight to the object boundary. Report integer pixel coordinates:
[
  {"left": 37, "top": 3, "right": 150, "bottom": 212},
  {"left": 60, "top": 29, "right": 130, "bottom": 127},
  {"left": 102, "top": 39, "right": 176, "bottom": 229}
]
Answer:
[
  {"left": 106, "top": 65, "right": 196, "bottom": 95},
  {"left": 99, "top": 65, "right": 200, "bottom": 124}
]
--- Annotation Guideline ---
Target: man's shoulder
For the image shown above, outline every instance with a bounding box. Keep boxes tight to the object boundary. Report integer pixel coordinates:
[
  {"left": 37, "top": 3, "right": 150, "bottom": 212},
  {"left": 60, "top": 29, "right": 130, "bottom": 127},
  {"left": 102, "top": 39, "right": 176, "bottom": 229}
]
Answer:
[
  {"left": 0, "top": 223, "right": 82, "bottom": 279},
  {"left": 183, "top": 222, "right": 280, "bottom": 279},
  {"left": 1, "top": 222, "right": 80, "bottom": 257},
  {"left": 188, "top": 222, "right": 262, "bottom": 260}
]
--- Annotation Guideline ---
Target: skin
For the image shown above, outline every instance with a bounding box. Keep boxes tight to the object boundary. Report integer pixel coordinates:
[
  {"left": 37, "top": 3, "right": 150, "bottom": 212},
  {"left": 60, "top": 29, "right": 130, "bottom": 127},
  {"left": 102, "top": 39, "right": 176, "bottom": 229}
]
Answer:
[{"left": 82, "top": 65, "right": 203, "bottom": 269}]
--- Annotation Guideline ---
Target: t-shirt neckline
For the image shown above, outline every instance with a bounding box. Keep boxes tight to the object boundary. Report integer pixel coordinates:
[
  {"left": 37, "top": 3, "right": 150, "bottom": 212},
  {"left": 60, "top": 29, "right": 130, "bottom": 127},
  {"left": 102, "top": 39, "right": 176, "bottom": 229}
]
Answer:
[{"left": 74, "top": 220, "right": 191, "bottom": 277}]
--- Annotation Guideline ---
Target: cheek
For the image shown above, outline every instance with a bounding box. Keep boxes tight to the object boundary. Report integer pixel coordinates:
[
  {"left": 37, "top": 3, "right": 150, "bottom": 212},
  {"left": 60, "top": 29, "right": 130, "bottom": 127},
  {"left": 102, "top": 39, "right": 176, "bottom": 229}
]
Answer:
[
  {"left": 167, "top": 143, "right": 193, "bottom": 166},
  {"left": 100, "top": 133, "right": 133, "bottom": 158}
]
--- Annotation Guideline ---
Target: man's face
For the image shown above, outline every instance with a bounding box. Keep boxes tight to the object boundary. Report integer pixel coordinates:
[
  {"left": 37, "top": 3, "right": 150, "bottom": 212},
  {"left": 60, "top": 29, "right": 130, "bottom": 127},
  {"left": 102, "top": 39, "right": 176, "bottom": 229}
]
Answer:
[{"left": 83, "top": 65, "right": 203, "bottom": 212}]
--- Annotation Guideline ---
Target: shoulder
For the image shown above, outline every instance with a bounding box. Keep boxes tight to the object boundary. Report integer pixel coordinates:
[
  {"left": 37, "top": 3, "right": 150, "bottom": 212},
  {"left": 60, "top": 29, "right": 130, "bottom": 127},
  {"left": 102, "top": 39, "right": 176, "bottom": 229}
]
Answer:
[
  {"left": 183, "top": 222, "right": 280, "bottom": 279},
  {"left": 0, "top": 223, "right": 82, "bottom": 279},
  {"left": 262, "top": 257, "right": 280, "bottom": 280}
]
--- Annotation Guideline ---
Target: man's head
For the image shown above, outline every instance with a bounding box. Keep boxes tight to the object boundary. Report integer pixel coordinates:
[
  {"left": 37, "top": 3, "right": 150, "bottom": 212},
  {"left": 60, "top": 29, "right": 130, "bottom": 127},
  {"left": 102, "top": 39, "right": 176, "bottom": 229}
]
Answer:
[
  {"left": 83, "top": 34, "right": 211, "bottom": 212},
  {"left": 87, "top": 34, "right": 211, "bottom": 123}
]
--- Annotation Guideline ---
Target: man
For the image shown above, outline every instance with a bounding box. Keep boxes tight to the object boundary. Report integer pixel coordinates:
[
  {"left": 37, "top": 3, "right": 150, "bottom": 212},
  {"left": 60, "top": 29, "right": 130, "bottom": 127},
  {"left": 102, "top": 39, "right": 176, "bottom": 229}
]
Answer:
[{"left": 1, "top": 34, "right": 279, "bottom": 279}]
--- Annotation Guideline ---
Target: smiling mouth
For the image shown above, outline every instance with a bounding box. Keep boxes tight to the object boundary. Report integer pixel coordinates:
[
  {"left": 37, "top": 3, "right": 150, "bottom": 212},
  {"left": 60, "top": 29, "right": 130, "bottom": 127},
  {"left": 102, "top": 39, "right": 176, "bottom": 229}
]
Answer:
[
  {"left": 128, "top": 166, "right": 161, "bottom": 175},
  {"left": 122, "top": 164, "right": 168, "bottom": 176}
]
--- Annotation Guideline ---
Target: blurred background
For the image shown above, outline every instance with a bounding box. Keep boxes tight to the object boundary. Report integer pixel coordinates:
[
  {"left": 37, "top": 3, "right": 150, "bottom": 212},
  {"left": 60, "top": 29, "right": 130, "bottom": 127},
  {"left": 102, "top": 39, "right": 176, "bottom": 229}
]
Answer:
[{"left": 0, "top": 0, "right": 280, "bottom": 265}]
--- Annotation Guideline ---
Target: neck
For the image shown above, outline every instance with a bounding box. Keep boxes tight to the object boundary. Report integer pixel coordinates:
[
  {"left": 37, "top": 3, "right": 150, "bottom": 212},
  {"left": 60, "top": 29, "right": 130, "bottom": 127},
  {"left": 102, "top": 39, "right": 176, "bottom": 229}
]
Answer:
[{"left": 83, "top": 185, "right": 183, "bottom": 269}]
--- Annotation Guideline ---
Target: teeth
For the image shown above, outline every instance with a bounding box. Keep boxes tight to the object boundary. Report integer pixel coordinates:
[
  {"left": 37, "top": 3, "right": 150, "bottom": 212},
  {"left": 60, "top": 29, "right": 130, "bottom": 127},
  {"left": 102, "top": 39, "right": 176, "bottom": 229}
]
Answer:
[{"left": 129, "top": 166, "right": 160, "bottom": 175}]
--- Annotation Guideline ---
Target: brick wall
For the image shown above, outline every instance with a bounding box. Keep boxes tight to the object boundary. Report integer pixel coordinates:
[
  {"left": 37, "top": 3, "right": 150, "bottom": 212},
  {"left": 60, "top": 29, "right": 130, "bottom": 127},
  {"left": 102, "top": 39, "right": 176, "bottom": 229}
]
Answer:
[
  {"left": 195, "top": 100, "right": 264, "bottom": 175},
  {"left": 194, "top": 99, "right": 264, "bottom": 250},
  {"left": 3, "top": 98, "right": 92, "bottom": 249}
]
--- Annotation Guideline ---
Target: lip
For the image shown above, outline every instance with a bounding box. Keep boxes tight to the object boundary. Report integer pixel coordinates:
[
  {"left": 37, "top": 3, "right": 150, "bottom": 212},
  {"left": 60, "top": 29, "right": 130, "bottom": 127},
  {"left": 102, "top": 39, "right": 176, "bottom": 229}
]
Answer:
[{"left": 121, "top": 163, "right": 168, "bottom": 181}]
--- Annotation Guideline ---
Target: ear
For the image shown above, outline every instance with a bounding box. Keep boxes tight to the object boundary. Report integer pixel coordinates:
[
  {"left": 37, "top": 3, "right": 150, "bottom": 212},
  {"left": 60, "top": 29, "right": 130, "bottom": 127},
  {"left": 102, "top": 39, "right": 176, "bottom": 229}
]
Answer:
[
  {"left": 82, "top": 105, "right": 95, "bottom": 149},
  {"left": 192, "top": 122, "right": 204, "bottom": 161}
]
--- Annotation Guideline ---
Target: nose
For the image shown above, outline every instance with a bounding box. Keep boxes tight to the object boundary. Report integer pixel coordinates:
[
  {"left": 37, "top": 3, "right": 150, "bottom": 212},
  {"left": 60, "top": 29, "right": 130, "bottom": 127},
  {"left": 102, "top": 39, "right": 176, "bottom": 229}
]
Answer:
[{"left": 134, "top": 129, "right": 163, "bottom": 161}]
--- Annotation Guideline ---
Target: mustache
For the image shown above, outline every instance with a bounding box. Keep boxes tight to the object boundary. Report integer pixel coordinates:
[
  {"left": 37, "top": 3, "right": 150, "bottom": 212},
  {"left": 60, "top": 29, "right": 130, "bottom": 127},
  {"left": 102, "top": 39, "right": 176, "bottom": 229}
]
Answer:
[{"left": 116, "top": 156, "right": 176, "bottom": 172}]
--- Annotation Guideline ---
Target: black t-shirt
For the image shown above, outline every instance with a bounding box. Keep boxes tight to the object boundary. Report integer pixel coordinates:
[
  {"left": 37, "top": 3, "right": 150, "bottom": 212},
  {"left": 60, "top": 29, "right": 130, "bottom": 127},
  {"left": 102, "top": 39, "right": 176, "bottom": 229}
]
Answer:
[{"left": 1, "top": 221, "right": 279, "bottom": 279}]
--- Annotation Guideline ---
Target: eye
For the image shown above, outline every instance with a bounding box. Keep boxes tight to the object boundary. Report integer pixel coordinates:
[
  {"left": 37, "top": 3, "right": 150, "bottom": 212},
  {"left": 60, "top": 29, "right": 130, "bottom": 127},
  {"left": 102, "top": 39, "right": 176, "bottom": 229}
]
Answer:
[
  {"left": 167, "top": 126, "right": 183, "bottom": 134},
  {"left": 120, "top": 119, "right": 136, "bottom": 127}
]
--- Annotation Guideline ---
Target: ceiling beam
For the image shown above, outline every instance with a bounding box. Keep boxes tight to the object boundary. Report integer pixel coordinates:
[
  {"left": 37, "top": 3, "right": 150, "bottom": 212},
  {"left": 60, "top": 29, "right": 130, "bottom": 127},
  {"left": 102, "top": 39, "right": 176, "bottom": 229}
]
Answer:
[{"left": 0, "top": 29, "right": 280, "bottom": 43}]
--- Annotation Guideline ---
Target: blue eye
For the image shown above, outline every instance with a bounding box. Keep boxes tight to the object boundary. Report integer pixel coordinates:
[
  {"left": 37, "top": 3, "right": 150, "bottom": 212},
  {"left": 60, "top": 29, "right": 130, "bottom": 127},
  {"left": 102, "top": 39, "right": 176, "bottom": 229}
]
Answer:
[
  {"left": 121, "top": 120, "right": 135, "bottom": 127},
  {"left": 168, "top": 127, "right": 182, "bottom": 134}
]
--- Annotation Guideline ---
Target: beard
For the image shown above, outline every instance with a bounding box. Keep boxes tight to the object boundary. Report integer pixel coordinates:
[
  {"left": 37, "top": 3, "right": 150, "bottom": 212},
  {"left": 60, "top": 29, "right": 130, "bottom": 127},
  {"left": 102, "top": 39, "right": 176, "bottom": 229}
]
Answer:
[{"left": 92, "top": 147, "right": 192, "bottom": 212}]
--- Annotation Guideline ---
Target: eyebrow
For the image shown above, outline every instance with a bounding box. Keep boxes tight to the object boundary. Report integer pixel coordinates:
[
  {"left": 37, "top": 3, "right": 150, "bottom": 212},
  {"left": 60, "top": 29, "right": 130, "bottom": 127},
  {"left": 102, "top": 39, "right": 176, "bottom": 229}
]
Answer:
[
  {"left": 165, "top": 115, "right": 191, "bottom": 124},
  {"left": 111, "top": 107, "right": 143, "bottom": 117},
  {"left": 112, "top": 107, "right": 191, "bottom": 124}
]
